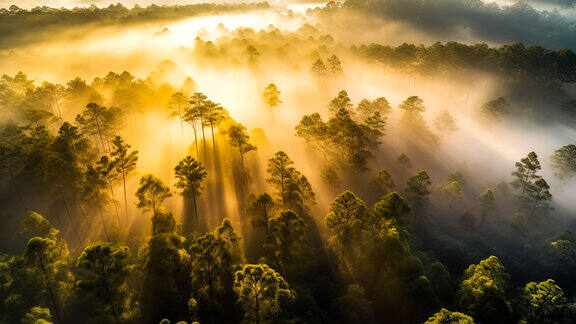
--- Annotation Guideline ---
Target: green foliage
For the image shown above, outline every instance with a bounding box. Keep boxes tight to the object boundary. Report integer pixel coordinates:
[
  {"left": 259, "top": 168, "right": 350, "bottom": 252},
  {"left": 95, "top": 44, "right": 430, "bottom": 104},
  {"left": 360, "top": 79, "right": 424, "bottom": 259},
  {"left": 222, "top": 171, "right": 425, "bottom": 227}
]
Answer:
[
  {"left": 227, "top": 123, "right": 256, "bottom": 171},
  {"left": 357, "top": 97, "right": 391, "bottom": 119},
  {"left": 406, "top": 170, "right": 432, "bottom": 217},
  {"left": 76, "top": 242, "right": 133, "bottom": 323},
  {"left": 135, "top": 174, "right": 172, "bottom": 215},
  {"left": 233, "top": 264, "right": 295, "bottom": 323},
  {"left": 524, "top": 279, "right": 566, "bottom": 323},
  {"left": 139, "top": 211, "right": 190, "bottom": 323},
  {"left": 372, "top": 192, "right": 411, "bottom": 225},
  {"left": 434, "top": 110, "right": 457, "bottom": 132},
  {"left": 310, "top": 59, "right": 328, "bottom": 78},
  {"left": 397, "top": 153, "right": 412, "bottom": 169},
  {"left": 268, "top": 210, "right": 306, "bottom": 275},
  {"left": 511, "top": 152, "right": 552, "bottom": 217},
  {"left": 325, "top": 191, "right": 370, "bottom": 253},
  {"left": 263, "top": 83, "right": 281, "bottom": 108},
  {"left": 482, "top": 97, "right": 510, "bottom": 119},
  {"left": 266, "top": 151, "right": 295, "bottom": 207},
  {"left": 328, "top": 90, "right": 353, "bottom": 114},
  {"left": 370, "top": 168, "right": 396, "bottom": 198},
  {"left": 331, "top": 284, "right": 374, "bottom": 323},
  {"left": 25, "top": 236, "right": 73, "bottom": 324},
  {"left": 247, "top": 193, "right": 276, "bottom": 236},
  {"left": 189, "top": 218, "right": 244, "bottom": 319},
  {"left": 478, "top": 189, "right": 496, "bottom": 224},
  {"left": 551, "top": 144, "right": 576, "bottom": 179},
  {"left": 174, "top": 156, "right": 207, "bottom": 232},
  {"left": 22, "top": 306, "right": 53, "bottom": 324},
  {"left": 458, "top": 256, "right": 511, "bottom": 323},
  {"left": 21, "top": 211, "right": 58, "bottom": 239},
  {"left": 424, "top": 308, "right": 474, "bottom": 323}
]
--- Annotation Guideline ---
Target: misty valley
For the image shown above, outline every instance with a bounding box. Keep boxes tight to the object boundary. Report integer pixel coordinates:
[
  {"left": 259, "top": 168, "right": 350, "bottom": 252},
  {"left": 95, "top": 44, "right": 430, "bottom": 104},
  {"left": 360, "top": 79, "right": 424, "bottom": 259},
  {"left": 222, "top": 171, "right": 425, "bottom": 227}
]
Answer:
[{"left": 1, "top": 0, "right": 576, "bottom": 323}]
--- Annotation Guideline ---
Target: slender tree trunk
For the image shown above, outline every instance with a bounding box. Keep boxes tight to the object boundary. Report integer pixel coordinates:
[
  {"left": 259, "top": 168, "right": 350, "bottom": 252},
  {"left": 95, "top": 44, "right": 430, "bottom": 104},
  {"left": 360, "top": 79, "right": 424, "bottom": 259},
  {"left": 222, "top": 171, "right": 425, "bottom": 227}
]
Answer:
[
  {"left": 58, "top": 186, "right": 81, "bottom": 242},
  {"left": 99, "top": 210, "right": 111, "bottom": 241},
  {"left": 201, "top": 117, "right": 208, "bottom": 161},
  {"left": 107, "top": 177, "right": 120, "bottom": 223},
  {"left": 192, "top": 191, "right": 199, "bottom": 231},
  {"left": 178, "top": 101, "right": 184, "bottom": 135},
  {"left": 192, "top": 122, "right": 199, "bottom": 158},
  {"left": 122, "top": 170, "right": 128, "bottom": 218},
  {"left": 239, "top": 148, "right": 245, "bottom": 180},
  {"left": 210, "top": 123, "right": 216, "bottom": 156},
  {"left": 281, "top": 177, "right": 285, "bottom": 208}
]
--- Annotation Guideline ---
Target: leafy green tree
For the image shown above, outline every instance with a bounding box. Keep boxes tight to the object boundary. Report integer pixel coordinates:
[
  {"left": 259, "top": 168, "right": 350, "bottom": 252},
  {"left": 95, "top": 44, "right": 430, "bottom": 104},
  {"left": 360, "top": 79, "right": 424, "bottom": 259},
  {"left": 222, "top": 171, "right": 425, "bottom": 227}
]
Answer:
[
  {"left": 285, "top": 173, "right": 315, "bottom": 216},
  {"left": 76, "top": 242, "right": 131, "bottom": 323},
  {"left": 247, "top": 193, "right": 276, "bottom": 238},
  {"left": 174, "top": 156, "right": 207, "bottom": 233},
  {"left": 135, "top": 174, "right": 172, "bottom": 215},
  {"left": 22, "top": 306, "right": 53, "bottom": 324},
  {"left": 458, "top": 256, "right": 511, "bottom": 323},
  {"left": 434, "top": 110, "right": 457, "bottom": 132},
  {"left": 96, "top": 155, "right": 121, "bottom": 222},
  {"left": 510, "top": 212, "right": 527, "bottom": 236},
  {"left": 397, "top": 153, "right": 412, "bottom": 169},
  {"left": 526, "top": 178, "right": 553, "bottom": 217},
  {"left": 269, "top": 210, "right": 306, "bottom": 276},
  {"left": 139, "top": 210, "right": 190, "bottom": 323},
  {"left": 295, "top": 113, "right": 328, "bottom": 150},
  {"left": 188, "top": 93, "right": 211, "bottom": 157},
  {"left": 511, "top": 151, "right": 541, "bottom": 199},
  {"left": 372, "top": 192, "right": 411, "bottom": 225},
  {"left": 357, "top": 97, "right": 391, "bottom": 119},
  {"left": 478, "top": 189, "right": 496, "bottom": 224},
  {"left": 331, "top": 284, "right": 374, "bottom": 323},
  {"left": 227, "top": 123, "right": 256, "bottom": 175},
  {"left": 325, "top": 191, "right": 370, "bottom": 255},
  {"left": 168, "top": 92, "right": 188, "bottom": 134},
  {"left": 110, "top": 136, "right": 138, "bottom": 218},
  {"left": 424, "top": 308, "right": 474, "bottom": 323},
  {"left": 447, "top": 171, "right": 465, "bottom": 188},
  {"left": 326, "top": 108, "right": 374, "bottom": 171},
  {"left": 203, "top": 100, "right": 226, "bottom": 154},
  {"left": 406, "top": 171, "right": 432, "bottom": 219},
  {"left": 21, "top": 211, "right": 58, "bottom": 239},
  {"left": 245, "top": 45, "right": 260, "bottom": 64},
  {"left": 444, "top": 181, "right": 463, "bottom": 207},
  {"left": 327, "top": 55, "right": 343, "bottom": 74},
  {"left": 183, "top": 93, "right": 203, "bottom": 158},
  {"left": 189, "top": 219, "right": 243, "bottom": 321},
  {"left": 551, "top": 144, "right": 576, "bottom": 179},
  {"left": 482, "top": 97, "right": 510, "bottom": 119},
  {"left": 75, "top": 103, "right": 123, "bottom": 153},
  {"left": 370, "top": 169, "right": 395, "bottom": 198},
  {"left": 233, "top": 264, "right": 295, "bottom": 323},
  {"left": 25, "top": 237, "right": 72, "bottom": 324},
  {"left": 328, "top": 90, "right": 352, "bottom": 114},
  {"left": 310, "top": 59, "right": 327, "bottom": 78},
  {"left": 267, "top": 151, "right": 295, "bottom": 208},
  {"left": 524, "top": 279, "right": 567, "bottom": 323},
  {"left": 399, "top": 96, "right": 426, "bottom": 127},
  {"left": 263, "top": 83, "right": 281, "bottom": 109},
  {"left": 321, "top": 163, "right": 342, "bottom": 193}
]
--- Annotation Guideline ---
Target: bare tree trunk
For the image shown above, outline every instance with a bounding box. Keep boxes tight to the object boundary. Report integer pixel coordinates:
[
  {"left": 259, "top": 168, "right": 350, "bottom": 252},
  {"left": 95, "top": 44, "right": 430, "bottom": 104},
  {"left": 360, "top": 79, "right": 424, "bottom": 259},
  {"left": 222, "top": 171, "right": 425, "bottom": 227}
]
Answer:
[
  {"left": 192, "top": 191, "right": 199, "bottom": 231},
  {"left": 201, "top": 117, "right": 208, "bottom": 161},
  {"left": 192, "top": 122, "right": 199, "bottom": 159},
  {"left": 107, "top": 177, "right": 120, "bottom": 223},
  {"left": 58, "top": 186, "right": 81, "bottom": 242},
  {"left": 122, "top": 170, "right": 128, "bottom": 218}
]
